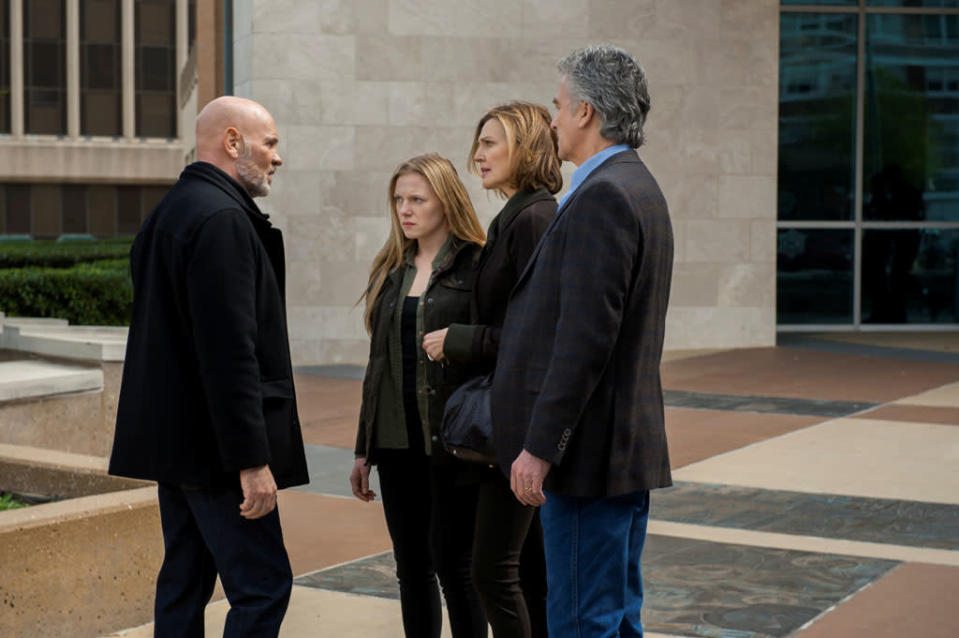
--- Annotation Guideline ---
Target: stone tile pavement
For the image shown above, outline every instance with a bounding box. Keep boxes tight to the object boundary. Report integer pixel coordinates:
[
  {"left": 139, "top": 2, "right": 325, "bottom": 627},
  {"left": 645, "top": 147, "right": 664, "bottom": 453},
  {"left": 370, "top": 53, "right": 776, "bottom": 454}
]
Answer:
[{"left": 107, "top": 335, "right": 959, "bottom": 637}]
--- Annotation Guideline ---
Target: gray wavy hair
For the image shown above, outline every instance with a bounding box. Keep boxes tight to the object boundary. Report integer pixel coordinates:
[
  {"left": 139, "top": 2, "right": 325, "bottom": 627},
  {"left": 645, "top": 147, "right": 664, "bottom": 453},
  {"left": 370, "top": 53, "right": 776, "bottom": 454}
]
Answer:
[{"left": 558, "top": 45, "right": 650, "bottom": 148}]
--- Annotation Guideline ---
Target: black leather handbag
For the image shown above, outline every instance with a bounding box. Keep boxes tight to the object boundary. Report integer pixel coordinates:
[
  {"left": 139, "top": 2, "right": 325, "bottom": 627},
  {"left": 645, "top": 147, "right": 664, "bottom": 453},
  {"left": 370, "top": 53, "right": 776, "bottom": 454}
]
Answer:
[{"left": 440, "top": 373, "right": 497, "bottom": 465}]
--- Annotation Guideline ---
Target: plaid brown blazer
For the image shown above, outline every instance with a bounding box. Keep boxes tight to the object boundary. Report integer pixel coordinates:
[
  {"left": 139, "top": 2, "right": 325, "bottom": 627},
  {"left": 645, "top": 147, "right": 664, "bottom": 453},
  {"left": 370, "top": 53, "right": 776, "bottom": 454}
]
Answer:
[{"left": 491, "top": 149, "right": 673, "bottom": 498}]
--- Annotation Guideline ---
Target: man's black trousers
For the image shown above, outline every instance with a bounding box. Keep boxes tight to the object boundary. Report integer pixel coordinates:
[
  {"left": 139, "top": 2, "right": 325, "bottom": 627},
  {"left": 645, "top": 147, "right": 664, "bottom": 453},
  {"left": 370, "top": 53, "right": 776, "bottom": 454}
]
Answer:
[{"left": 154, "top": 483, "right": 293, "bottom": 637}]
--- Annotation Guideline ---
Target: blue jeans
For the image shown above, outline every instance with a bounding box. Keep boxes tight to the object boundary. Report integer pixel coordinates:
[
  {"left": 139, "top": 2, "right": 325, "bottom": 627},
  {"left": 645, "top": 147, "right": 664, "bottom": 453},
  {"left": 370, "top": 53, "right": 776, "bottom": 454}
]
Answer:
[{"left": 540, "top": 490, "right": 650, "bottom": 637}]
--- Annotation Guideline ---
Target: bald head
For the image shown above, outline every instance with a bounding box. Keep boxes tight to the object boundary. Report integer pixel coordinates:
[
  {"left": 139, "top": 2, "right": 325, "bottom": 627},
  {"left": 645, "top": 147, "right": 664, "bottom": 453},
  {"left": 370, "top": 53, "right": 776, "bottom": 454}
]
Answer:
[{"left": 195, "top": 96, "right": 282, "bottom": 197}]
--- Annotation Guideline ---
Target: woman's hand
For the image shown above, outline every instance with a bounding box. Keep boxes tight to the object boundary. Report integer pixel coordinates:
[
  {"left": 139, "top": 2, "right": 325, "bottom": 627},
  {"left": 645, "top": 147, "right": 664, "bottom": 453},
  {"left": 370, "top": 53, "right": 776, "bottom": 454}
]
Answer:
[
  {"left": 423, "top": 328, "right": 448, "bottom": 362},
  {"left": 349, "top": 457, "right": 376, "bottom": 502}
]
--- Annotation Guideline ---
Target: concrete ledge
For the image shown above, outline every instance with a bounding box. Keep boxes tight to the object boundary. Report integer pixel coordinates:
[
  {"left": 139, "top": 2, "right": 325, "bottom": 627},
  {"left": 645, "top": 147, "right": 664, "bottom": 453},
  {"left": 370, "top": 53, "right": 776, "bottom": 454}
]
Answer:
[
  {"left": 2, "top": 325, "right": 127, "bottom": 362},
  {"left": 0, "top": 487, "right": 163, "bottom": 638},
  {"left": 0, "top": 360, "right": 103, "bottom": 402},
  {"left": 0, "top": 443, "right": 150, "bottom": 500}
]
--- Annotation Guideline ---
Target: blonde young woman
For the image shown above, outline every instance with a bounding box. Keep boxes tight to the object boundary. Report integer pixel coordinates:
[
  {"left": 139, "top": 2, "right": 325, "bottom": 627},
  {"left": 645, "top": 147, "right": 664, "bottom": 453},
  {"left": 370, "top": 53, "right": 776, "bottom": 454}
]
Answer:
[
  {"left": 349, "top": 154, "right": 488, "bottom": 638},
  {"left": 423, "top": 103, "right": 562, "bottom": 638}
]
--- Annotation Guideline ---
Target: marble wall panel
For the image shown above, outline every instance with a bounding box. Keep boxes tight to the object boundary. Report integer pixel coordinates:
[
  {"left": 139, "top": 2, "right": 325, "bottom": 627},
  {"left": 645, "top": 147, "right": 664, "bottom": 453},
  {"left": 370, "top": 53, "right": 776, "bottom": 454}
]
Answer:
[
  {"left": 243, "top": 0, "right": 780, "bottom": 362},
  {"left": 521, "top": 0, "right": 589, "bottom": 39},
  {"left": 388, "top": 0, "right": 520, "bottom": 38},
  {"left": 253, "top": 0, "right": 354, "bottom": 35}
]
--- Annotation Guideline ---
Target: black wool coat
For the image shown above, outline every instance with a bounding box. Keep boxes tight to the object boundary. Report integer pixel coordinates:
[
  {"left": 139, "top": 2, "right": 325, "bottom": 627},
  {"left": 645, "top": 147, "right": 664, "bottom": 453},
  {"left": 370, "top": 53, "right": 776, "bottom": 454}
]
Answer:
[
  {"left": 491, "top": 150, "right": 674, "bottom": 498},
  {"left": 109, "top": 162, "right": 309, "bottom": 490}
]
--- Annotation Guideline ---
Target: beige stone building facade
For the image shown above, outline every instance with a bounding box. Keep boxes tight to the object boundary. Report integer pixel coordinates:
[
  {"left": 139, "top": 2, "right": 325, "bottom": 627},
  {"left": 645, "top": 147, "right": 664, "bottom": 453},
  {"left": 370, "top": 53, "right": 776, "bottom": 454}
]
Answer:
[{"left": 231, "top": 0, "right": 780, "bottom": 364}]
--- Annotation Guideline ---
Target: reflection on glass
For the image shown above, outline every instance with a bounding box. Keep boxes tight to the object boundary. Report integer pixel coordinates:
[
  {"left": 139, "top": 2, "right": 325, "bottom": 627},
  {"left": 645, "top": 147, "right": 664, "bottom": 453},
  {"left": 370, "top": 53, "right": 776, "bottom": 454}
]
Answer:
[
  {"left": 868, "top": 1, "right": 959, "bottom": 7},
  {"left": 778, "top": 229, "right": 854, "bottom": 323},
  {"left": 863, "top": 229, "right": 959, "bottom": 323},
  {"left": 779, "top": 13, "right": 858, "bottom": 221},
  {"left": 864, "top": 14, "right": 959, "bottom": 221}
]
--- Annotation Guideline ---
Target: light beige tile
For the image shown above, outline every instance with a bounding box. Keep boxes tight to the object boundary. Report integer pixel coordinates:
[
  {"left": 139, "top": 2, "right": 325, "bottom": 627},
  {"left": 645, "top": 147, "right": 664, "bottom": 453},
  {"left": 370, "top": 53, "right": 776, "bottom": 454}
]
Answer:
[
  {"left": 588, "top": 0, "right": 657, "bottom": 40},
  {"left": 670, "top": 263, "right": 719, "bottom": 307},
  {"left": 283, "top": 126, "right": 355, "bottom": 172},
  {"left": 253, "top": 0, "right": 354, "bottom": 35},
  {"left": 521, "top": 0, "right": 589, "bottom": 39},
  {"left": 674, "top": 418, "right": 959, "bottom": 505},
  {"left": 355, "top": 35, "right": 423, "bottom": 81},
  {"left": 251, "top": 33, "right": 355, "bottom": 81},
  {"left": 389, "top": 0, "right": 519, "bottom": 38},
  {"left": 656, "top": 173, "right": 718, "bottom": 220},
  {"left": 750, "top": 218, "right": 777, "bottom": 263},
  {"left": 664, "top": 306, "right": 775, "bottom": 349},
  {"left": 685, "top": 219, "right": 750, "bottom": 263},
  {"left": 894, "top": 381, "right": 959, "bottom": 408},
  {"left": 717, "top": 262, "right": 775, "bottom": 308},
  {"left": 355, "top": 0, "right": 388, "bottom": 34},
  {"left": 718, "top": 175, "right": 777, "bottom": 219}
]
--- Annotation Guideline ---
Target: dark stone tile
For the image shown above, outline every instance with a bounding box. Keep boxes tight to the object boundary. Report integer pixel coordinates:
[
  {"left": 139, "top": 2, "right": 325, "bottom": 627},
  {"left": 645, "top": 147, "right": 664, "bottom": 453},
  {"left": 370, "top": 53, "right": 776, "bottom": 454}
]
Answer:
[
  {"left": 291, "top": 444, "right": 380, "bottom": 499},
  {"left": 295, "top": 364, "right": 366, "bottom": 380},
  {"left": 779, "top": 334, "right": 959, "bottom": 366},
  {"left": 297, "top": 537, "right": 896, "bottom": 638},
  {"left": 653, "top": 482, "right": 959, "bottom": 550},
  {"left": 853, "top": 404, "right": 959, "bottom": 426},
  {"left": 643, "top": 535, "right": 897, "bottom": 638},
  {"left": 295, "top": 551, "right": 399, "bottom": 599},
  {"left": 664, "top": 389, "right": 875, "bottom": 417}
]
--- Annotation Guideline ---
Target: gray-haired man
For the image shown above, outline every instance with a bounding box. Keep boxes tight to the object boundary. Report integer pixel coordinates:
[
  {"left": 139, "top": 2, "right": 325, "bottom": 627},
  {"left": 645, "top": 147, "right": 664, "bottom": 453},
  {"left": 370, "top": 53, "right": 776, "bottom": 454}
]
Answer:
[{"left": 491, "top": 45, "right": 674, "bottom": 635}]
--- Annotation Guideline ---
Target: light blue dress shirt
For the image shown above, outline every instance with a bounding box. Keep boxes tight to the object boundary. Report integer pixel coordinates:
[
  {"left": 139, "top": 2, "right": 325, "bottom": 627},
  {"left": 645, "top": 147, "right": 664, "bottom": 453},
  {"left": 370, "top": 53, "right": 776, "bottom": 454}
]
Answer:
[{"left": 558, "top": 144, "right": 632, "bottom": 210}]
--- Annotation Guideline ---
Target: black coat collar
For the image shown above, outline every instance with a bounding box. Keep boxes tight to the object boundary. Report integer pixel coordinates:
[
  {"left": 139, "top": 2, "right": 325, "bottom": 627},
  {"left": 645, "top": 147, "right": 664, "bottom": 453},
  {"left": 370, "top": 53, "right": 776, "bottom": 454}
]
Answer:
[{"left": 181, "top": 161, "right": 273, "bottom": 231}]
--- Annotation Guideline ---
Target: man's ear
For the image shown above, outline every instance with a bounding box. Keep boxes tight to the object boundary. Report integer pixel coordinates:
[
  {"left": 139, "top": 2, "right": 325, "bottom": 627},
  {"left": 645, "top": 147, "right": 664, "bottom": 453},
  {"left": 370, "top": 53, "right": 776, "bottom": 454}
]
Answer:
[
  {"left": 224, "top": 127, "right": 242, "bottom": 158},
  {"left": 577, "top": 101, "right": 594, "bottom": 130}
]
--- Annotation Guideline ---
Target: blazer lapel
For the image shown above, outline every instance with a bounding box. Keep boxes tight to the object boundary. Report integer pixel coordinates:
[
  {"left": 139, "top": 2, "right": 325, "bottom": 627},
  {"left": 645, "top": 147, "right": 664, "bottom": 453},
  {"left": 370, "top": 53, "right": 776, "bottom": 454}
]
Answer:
[{"left": 510, "top": 150, "right": 639, "bottom": 296}]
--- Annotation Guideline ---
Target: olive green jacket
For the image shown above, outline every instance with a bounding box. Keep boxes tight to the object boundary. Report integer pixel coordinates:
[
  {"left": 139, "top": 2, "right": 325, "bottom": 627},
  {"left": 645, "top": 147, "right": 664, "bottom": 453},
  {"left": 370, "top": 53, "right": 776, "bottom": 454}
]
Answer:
[{"left": 355, "top": 236, "right": 481, "bottom": 461}]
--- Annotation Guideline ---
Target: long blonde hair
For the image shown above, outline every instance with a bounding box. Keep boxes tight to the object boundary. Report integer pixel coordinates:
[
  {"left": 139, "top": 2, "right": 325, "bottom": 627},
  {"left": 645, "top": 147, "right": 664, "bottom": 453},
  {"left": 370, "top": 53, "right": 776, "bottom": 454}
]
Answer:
[
  {"left": 468, "top": 101, "right": 563, "bottom": 196},
  {"left": 362, "top": 153, "right": 486, "bottom": 333}
]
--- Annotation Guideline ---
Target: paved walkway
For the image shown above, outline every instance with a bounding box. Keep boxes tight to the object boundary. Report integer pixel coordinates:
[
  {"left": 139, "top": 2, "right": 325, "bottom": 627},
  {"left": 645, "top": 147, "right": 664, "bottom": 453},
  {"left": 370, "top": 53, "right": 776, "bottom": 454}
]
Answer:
[{"left": 108, "top": 334, "right": 959, "bottom": 637}]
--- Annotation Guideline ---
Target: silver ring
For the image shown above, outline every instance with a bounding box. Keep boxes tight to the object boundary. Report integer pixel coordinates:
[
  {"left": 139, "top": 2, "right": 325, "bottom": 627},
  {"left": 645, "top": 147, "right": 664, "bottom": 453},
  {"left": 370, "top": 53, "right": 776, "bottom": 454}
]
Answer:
[{"left": 427, "top": 353, "right": 434, "bottom": 361}]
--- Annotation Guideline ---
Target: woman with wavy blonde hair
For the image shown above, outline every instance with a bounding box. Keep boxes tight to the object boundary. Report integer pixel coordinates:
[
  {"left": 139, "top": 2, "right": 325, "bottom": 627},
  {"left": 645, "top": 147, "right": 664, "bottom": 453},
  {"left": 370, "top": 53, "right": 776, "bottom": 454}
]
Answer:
[
  {"left": 350, "top": 153, "right": 488, "bottom": 638},
  {"left": 423, "top": 102, "right": 561, "bottom": 638}
]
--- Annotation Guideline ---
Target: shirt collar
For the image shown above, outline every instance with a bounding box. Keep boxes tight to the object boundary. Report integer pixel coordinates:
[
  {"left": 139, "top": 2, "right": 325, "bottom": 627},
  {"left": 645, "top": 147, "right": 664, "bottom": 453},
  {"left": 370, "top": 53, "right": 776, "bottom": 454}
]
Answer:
[{"left": 559, "top": 144, "right": 632, "bottom": 209}]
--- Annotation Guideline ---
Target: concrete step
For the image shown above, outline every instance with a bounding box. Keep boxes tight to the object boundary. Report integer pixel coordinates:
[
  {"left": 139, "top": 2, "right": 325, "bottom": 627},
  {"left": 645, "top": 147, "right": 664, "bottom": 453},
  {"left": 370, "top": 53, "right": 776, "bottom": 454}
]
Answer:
[
  {"left": 0, "top": 359, "right": 103, "bottom": 402},
  {"left": 1, "top": 325, "right": 127, "bottom": 362}
]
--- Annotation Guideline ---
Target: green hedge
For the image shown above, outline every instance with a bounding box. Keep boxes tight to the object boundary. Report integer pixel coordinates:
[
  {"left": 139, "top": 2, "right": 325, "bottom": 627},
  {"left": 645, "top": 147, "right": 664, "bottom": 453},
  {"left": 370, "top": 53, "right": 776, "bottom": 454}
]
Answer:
[
  {"left": 0, "top": 238, "right": 133, "bottom": 268},
  {"left": 0, "top": 258, "right": 132, "bottom": 326}
]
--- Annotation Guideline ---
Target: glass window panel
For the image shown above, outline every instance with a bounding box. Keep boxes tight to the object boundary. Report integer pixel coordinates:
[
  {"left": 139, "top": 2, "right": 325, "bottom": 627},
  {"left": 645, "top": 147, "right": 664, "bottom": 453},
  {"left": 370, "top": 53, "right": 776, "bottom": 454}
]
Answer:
[
  {"left": 868, "top": 1, "right": 959, "bottom": 7},
  {"left": 779, "top": 13, "right": 858, "bottom": 221},
  {"left": 5, "top": 185, "right": 30, "bottom": 234},
  {"left": 61, "top": 185, "right": 87, "bottom": 234},
  {"left": 0, "top": 0, "right": 9, "bottom": 133},
  {"left": 135, "top": 0, "right": 175, "bottom": 138},
  {"left": 31, "top": 184, "right": 60, "bottom": 238},
  {"left": 81, "top": 1, "right": 121, "bottom": 136},
  {"left": 24, "top": 0, "right": 65, "bottom": 135},
  {"left": 864, "top": 14, "right": 959, "bottom": 221},
  {"left": 141, "top": 186, "right": 167, "bottom": 217},
  {"left": 88, "top": 185, "right": 116, "bottom": 236},
  {"left": 778, "top": 229, "right": 854, "bottom": 323},
  {"left": 117, "top": 186, "right": 141, "bottom": 234},
  {"left": 863, "top": 229, "right": 959, "bottom": 323}
]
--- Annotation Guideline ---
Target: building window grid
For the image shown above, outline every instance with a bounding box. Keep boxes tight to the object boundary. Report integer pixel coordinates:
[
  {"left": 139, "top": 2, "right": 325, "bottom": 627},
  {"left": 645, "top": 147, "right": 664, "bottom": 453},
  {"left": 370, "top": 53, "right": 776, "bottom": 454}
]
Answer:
[
  {"left": 134, "top": 0, "right": 176, "bottom": 139},
  {"left": 780, "top": 1, "right": 959, "bottom": 329},
  {"left": 80, "top": 0, "right": 122, "bottom": 137},
  {"left": 0, "top": 0, "right": 10, "bottom": 133},
  {"left": 23, "top": 0, "right": 67, "bottom": 135}
]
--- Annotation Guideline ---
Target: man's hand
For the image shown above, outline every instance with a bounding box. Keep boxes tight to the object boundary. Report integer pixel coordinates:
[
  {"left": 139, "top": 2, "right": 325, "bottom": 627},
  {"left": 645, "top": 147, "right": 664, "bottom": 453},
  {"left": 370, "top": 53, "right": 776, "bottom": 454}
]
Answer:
[
  {"left": 349, "top": 457, "right": 376, "bottom": 502},
  {"left": 239, "top": 464, "right": 277, "bottom": 519},
  {"left": 422, "top": 328, "right": 448, "bottom": 362},
  {"left": 510, "top": 449, "right": 551, "bottom": 506}
]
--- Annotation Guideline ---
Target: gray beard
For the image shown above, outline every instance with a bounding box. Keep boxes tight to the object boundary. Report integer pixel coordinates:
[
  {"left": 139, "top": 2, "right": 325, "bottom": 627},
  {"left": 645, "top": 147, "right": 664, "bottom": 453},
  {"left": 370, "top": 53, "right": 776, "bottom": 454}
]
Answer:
[{"left": 237, "top": 155, "right": 270, "bottom": 198}]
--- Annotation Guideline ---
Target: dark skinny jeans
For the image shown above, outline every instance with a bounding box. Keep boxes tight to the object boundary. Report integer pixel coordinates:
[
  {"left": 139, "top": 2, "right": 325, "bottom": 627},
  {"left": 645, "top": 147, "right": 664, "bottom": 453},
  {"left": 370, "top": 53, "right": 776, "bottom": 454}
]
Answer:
[
  {"left": 377, "top": 447, "right": 487, "bottom": 638},
  {"left": 472, "top": 466, "right": 548, "bottom": 638}
]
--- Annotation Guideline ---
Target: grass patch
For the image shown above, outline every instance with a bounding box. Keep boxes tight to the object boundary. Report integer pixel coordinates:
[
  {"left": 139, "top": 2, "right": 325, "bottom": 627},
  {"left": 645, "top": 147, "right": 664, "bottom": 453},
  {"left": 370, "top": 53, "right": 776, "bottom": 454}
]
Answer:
[{"left": 0, "top": 492, "right": 29, "bottom": 511}]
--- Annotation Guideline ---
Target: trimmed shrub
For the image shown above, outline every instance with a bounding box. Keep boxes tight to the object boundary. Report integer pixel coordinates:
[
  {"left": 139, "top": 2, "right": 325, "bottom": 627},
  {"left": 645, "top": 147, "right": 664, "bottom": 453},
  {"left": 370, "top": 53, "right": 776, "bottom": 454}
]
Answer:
[
  {"left": 0, "top": 238, "right": 133, "bottom": 268},
  {"left": 0, "top": 258, "right": 132, "bottom": 325}
]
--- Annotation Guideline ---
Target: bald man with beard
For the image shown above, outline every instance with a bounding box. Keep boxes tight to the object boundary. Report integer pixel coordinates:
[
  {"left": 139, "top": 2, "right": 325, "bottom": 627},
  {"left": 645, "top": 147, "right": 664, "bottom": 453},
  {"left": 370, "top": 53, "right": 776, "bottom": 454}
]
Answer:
[{"left": 110, "top": 96, "right": 308, "bottom": 637}]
